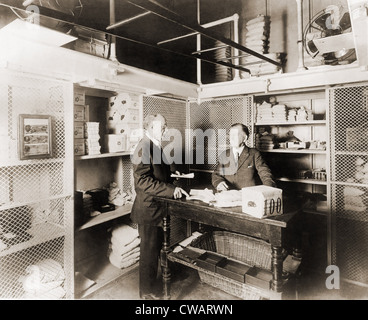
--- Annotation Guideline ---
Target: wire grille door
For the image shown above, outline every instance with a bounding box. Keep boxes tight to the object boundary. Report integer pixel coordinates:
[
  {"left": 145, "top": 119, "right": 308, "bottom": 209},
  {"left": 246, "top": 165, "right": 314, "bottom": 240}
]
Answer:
[
  {"left": 0, "top": 70, "right": 74, "bottom": 299},
  {"left": 329, "top": 84, "right": 368, "bottom": 285},
  {"left": 189, "top": 96, "right": 253, "bottom": 171}
]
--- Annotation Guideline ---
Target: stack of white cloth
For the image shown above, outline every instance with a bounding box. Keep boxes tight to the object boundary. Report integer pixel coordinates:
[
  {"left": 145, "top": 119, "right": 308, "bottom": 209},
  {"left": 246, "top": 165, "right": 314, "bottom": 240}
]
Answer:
[
  {"left": 84, "top": 122, "right": 101, "bottom": 155},
  {"left": 241, "top": 53, "right": 286, "bottom": 78},
  {"left": 108, "top": 223, "right": 140, "bottom": 269},
  {"left": 19, "top": 259, "right": 66, "bottom": 299},
  {"left": 244, "top": 15, "right": 270, "bottom": 54},
  {"left": 272, "top": 104, "right": 288, "bottom": 122},
  {"left": 256, "top": 133, "right": 278, "bottom": 151},
  {"left": 288, "top": 109, "right": 297, "bottom": 122},
  {"left": 256, "top": 102, "right": 273, "bottom": 123}
]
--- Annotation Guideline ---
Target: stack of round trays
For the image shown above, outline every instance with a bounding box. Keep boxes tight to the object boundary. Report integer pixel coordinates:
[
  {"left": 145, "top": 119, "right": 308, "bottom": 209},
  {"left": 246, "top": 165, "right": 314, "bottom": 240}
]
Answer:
[{"left": 214, "top": 40, "right": 233, "bottom": 82}]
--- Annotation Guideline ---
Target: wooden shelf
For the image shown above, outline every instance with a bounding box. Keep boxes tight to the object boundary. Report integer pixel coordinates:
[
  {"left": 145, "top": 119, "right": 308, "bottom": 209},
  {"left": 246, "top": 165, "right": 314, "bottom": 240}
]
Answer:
[
  {"left": 277, "top": 177, "right": 327, "bottom": 186},
  {"left": 260, "top": 149, "right": 326, "bottom": 154},
  {"left": 76, "top": 250, "right": 139, "bottom": 299},
  {"left": 0, "top": 222, "right": 65, "bottom": 257},
  {"left": 335, "top": 151, "right": 368, "bottom": 156},
  {"left": 77, "top": 204, "right": 133, "bottom": 231},
  {"left": 255, "top": 120, "right": 326, "bottom": 126},
  {"left": 303, "top": 209, "right": 328, "bottom": 216},
  {"left": 75, "top": 151, "right": 133, "bottom": 160}
]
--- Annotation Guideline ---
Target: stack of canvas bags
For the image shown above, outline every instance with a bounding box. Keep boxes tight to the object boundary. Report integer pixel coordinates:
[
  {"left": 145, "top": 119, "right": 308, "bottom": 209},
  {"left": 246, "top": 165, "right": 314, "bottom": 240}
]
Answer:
[
  {"left": 241, "top": 53, "right": 286, "bottom": 78},
  {"left": 108, "top": 223, "right": 140, "bottom": 269},
  {"left": 244, "top": 15, "right": 271, "bottom": 54},
  {"left": 241, "top": 15, "right": 286, "bottom": 78}
]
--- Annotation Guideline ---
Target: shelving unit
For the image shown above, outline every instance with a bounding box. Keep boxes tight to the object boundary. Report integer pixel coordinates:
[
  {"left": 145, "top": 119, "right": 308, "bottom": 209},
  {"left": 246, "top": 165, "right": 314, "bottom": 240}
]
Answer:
[
  {"left": 73, "top": 85, "right": 141, "bottom": 298},
  {"left": 77, "top": 204, "right": 132, "bottom": 231},
  {"left": 75, "top": 151, "right": 133, "bottom": 160},
  {"left": 252, "top": 89, "right": 328, "bottom": 273}
]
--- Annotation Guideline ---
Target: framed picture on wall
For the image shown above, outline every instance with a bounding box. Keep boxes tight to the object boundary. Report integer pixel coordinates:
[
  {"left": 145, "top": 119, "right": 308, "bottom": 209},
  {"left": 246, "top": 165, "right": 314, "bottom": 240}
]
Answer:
[{"left": 18, "top": 114, "right": 53, "bottom": 160}]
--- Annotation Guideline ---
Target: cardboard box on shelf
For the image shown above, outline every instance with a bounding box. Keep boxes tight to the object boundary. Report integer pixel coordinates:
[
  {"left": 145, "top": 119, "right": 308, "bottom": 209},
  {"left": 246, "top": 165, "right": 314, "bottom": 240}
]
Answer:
[
  {"left": 74, "top": 89, "right": 85, "bottom": 106},
  {"left": 74, "top": 122, "right": 85, "bottom": 139},
  {"left": 74, "top": 139, "right": 85, "bottom": 156},
  {"left": 104, "top": 134, "right": 127, "bottom": 153}
]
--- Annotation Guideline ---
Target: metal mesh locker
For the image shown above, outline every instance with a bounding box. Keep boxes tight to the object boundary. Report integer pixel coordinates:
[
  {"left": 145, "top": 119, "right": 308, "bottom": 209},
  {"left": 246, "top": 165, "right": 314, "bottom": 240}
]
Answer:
[
  {"left": 329, "top": 84, "right": 368, "bottom": 285},
  {"left": 189, "top": 96, "right": 253, "bottom": 171},
  {"left": 0, "top": 71, "right": 74, "bottom": 299}
]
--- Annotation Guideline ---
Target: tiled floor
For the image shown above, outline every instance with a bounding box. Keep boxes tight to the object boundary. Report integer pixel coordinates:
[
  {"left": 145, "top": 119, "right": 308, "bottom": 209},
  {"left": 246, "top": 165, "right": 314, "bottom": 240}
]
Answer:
[{"left": 82, "top": 263, "right": 368, "bottom": 300}]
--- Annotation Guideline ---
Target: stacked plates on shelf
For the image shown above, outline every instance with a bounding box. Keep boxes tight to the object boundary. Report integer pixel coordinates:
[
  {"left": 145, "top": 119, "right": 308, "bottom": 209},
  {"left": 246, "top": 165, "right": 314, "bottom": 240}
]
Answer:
[{"left": 214, "top": 40, "right": 233, "bottom": 82}]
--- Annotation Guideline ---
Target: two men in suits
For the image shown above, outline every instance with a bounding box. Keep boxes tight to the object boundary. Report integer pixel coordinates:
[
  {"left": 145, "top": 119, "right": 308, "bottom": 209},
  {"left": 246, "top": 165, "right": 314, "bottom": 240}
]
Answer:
[
  {"left": 212, "top": 123, "right": 276, "bottom": 191},
  {"left": 130, "top": 114, "right": 188, "bottom": 300}
]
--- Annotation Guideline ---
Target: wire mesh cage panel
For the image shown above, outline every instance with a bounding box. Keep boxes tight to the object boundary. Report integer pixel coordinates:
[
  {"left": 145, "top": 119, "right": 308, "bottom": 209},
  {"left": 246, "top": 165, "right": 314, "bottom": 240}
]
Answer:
[
  {"left": 189, "top": 96, "right": 253, "bottom": 171},
  {"left": 0, "top": 71, "right": 74, "bottom": 299},
  {"left": 329, "top": 85, "right": 368, "bottom": 285}
]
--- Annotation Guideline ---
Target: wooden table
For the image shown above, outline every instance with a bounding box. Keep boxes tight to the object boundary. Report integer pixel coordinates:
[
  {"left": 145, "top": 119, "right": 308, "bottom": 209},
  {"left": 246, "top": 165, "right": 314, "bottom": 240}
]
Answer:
[{"left": 154, "top": 196, "right": 302, "bottom": 300}]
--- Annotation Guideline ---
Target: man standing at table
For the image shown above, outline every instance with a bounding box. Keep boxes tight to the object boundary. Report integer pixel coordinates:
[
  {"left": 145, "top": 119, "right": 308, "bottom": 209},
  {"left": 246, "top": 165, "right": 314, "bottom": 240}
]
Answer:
[
  {"left": 212, "top": 123, "right": 276, "bottom": 191},
  {"left": 130, "top": 113, "right": 188, "bottom": 300}
]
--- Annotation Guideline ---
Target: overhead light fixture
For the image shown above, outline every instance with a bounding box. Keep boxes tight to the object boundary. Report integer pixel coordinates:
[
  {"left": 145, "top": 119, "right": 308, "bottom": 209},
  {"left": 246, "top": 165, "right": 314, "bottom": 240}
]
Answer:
[{"left": 0, "top": 18, "right": 77, "bottom": 47}]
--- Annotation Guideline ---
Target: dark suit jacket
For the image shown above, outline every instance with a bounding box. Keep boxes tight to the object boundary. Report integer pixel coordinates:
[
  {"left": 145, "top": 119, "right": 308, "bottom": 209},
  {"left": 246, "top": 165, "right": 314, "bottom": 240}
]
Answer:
[
  {"left": 130, "top": 136, "right": 176, "bottom": 226},
  {"left": 212, "top": 146, "right": 276, "bottom": 190}
]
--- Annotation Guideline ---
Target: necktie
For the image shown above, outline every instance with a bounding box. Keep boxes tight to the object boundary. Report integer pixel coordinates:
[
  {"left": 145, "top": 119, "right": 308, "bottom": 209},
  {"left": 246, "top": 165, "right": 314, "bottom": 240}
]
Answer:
[{"left": 235, "top": 151, "right": 239, "bottom": 167}]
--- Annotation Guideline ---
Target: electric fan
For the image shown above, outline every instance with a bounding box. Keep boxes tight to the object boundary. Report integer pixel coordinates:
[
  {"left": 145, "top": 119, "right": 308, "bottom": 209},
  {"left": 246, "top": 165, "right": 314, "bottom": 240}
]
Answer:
[{"left": 303, "top": 5, "right": 356, "bottom": 65}]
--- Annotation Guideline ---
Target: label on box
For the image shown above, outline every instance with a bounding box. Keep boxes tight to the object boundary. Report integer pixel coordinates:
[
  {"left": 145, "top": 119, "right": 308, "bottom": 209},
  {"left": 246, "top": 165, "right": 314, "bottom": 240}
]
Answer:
[
  {"left": 74, "top": 89, "right": 85, "bottom": 105},
  {"left": 74, "top": 122, "right": 85, "bottom": 139},
  {"left": 74, "top": 105, "right": 85, "bottom": 121},
  {"left": 74, "top": 139, "right": 85, "bottom": 156},
  {"left": 242, "top": 186, "right": 283, "bottom": 218},
  {"left": 105, "top": 134, "right": 126, "bottom": 152}
]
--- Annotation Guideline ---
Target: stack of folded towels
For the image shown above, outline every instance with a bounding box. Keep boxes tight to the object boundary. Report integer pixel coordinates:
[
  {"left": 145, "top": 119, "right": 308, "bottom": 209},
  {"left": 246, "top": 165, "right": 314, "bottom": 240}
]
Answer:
[
  {"left": 240, "top": 15, "right": 286, "bottom": 78},
  {"left": 255, "top": 132, "right": 278, "bottom": 151},
  {"left": 19, "top": 258, "right": 66, "bottom": 299},
  {"left": 256, "top": 102, "right": 273, "bottom": 123},
  {"left": 108, "top": 223, "right": 140, "bottom": 269},
  {"left": 244, "top": 15, "right": 270, "bottom": 54},
  {"left": 272, "top": 104, "right": 288, "bottom": 122},
  {"left": 84, "top": 122, "right": 101, "bottom": 155},
  {"left": 241, "top": 53, "right": 286, "bottom": 78}
]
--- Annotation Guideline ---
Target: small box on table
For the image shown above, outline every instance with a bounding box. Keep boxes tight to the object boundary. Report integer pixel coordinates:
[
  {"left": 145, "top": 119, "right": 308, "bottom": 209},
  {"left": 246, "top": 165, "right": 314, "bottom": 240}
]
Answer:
[{"left": 242, "top": 185, "right": 283, "bottom": 218}]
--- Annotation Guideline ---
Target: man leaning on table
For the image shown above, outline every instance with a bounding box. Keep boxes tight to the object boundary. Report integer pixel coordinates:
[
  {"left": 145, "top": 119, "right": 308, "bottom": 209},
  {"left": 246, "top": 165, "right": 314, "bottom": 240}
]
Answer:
[
  {"left": 130, "top": 113, "right": 188, "bottom": 300},
  {"left": 212, "top": 123, "right": 276, "bottom": 192}
]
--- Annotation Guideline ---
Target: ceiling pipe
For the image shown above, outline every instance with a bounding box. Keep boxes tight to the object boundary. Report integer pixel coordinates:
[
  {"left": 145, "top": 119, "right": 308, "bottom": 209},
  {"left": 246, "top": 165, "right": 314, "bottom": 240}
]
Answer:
[
  {"left": 196, "top": 0, "right": 201, "bottom": 85},
  {"left": 109, "top": 0, "right": 118, "bottom": 61},
  {"left": 106, "top": 11, "right": 151, "bottom": 30}
]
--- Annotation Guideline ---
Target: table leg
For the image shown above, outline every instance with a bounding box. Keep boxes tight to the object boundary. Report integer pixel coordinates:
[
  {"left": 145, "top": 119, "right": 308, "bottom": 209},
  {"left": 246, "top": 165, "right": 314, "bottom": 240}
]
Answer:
[
  {"left": 161, "top": 215, "right": 171, "bottom": 300},
  {"left": 271, "top": 246, "right": 283, "bottom": 292}
]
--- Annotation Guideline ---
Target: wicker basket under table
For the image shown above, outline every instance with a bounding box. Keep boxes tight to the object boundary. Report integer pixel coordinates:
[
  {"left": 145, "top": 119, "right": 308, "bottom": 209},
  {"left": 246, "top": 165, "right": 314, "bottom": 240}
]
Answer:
[{"left": 187, "top": 231, "right": 276, "bottom": 300}]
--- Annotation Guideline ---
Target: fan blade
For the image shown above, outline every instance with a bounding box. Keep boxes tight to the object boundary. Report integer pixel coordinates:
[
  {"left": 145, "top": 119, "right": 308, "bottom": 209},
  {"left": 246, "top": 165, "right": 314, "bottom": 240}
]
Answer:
[
  {"left": 315, "top": 13, "right": 331, "bottom": 29},
  {"left": 307, "top": 40, "right": 319, "bottom": 53},
  {"left": 339, "top": 12, "right": 351, "bottom": 30}
]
